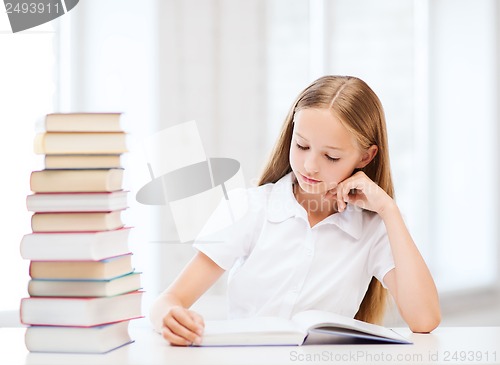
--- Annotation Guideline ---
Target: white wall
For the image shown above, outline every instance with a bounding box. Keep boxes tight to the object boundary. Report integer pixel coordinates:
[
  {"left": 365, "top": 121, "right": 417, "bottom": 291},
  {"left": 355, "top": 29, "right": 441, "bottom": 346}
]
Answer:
[
  {"left": 152, "top": 0, "right": 500, "bottom": 318},
  {"left": 54, "top": 0, "right": 161, "bottom": 310},
  {"left": 154, "top": 0, "right": 271, "bottom": 299},
  {"left": 429, "top": 0, "right": 498, "bottom": 292},
  {"left": 0, "top": 14, "right": 53, "bottom": 313}
]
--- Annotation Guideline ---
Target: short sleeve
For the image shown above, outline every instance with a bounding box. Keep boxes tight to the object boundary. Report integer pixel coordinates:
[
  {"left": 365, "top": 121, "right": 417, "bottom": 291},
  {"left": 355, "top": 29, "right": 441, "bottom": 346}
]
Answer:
[
  {"left": 366, "top": 221, "right": 395, "bottom": 289},
  {"left": 192, "top": 187, "right": 264, "bottom": 271}
]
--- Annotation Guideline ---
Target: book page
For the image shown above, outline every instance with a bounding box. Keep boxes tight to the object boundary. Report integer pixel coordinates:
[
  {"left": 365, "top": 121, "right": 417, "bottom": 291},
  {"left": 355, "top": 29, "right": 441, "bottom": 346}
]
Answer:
[
  {"left": 291, "top": 310, "right": 353, "bottom": 331},
  {"left": 291, "top": 310, "right": 411, "bottom": 344},
  {"left": 200, "top": 317, "right": 307, "bottom": 346}
]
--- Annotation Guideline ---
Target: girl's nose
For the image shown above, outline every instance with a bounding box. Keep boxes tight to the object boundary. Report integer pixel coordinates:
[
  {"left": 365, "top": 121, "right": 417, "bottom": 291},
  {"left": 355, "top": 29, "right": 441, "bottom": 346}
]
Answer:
[{"left": 304, "top": 154, "right": 319, "bottom": 174}]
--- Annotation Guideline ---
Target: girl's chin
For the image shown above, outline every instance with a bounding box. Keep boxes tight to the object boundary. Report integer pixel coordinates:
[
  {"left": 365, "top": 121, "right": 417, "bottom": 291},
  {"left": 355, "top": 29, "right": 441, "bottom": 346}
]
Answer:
[{"left": 296, "top": 181, "right": 327, "bottom": 196}]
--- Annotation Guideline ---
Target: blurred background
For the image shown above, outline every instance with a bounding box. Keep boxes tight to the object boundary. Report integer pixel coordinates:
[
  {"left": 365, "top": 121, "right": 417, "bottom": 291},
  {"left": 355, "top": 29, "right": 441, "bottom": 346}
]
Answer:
[{"left": 1, "top": 0, "right": 499, "bottom": 327}]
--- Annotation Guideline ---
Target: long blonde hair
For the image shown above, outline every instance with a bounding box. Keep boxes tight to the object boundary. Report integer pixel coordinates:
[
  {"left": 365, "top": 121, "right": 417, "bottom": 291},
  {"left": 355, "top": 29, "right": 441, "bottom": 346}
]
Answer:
[{"left": 258, "top": 75, "right": 394, "bottom": 324}]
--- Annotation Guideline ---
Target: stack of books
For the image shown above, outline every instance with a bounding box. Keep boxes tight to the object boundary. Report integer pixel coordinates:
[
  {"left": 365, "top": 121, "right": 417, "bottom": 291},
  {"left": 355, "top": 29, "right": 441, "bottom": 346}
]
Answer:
[{"left": 20, "top": 113, "right": 143, "bottom": 354}]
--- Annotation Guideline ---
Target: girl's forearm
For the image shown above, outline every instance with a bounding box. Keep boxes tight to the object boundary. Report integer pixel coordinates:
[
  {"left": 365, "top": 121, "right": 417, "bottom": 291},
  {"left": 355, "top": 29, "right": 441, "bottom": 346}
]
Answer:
[
  {"left": 149, "top": 252, "right": 225, "bottom": 333},
  {"left": 380, "top": 202, "right": 441, "bottom": 332}
]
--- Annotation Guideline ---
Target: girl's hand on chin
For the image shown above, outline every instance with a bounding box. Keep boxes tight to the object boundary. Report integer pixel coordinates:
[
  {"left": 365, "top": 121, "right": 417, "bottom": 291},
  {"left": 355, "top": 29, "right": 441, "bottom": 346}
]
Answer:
[
  {"left": 322, "top": 185, "right": 339, "bottom": 211},
  {"left": 334, "top": 171, "right": 394, "bottom": 215}
]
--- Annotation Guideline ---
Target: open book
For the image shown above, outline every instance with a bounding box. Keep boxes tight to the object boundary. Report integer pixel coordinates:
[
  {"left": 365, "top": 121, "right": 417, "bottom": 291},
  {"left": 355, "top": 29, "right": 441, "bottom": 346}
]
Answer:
[{"left": 197, "top": 310, "right": 411, "bottom": 346}]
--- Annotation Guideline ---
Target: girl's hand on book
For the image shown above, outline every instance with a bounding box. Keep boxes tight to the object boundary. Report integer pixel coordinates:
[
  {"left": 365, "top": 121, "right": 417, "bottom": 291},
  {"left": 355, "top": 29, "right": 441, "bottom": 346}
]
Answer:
[
  {"left": 161, "top": 306, "right": 204, "bottom": 346},
  {"left": 334, "top": 171, "right": 395, "bottom": 216}
]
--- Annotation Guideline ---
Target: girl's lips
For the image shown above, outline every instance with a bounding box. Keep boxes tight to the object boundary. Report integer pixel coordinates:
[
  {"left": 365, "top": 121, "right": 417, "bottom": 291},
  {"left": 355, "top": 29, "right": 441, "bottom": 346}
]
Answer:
[{"left": 300, "top": 173, "right": 321, "bottom": 184}]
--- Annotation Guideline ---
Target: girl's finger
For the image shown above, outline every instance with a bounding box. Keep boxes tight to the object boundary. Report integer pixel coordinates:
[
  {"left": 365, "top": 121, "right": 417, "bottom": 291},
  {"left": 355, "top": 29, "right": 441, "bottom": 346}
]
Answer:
[
  {"left": 172, "top": 308, "right": 204, "bottom": 335},
  {"left": 161, "top": 325, "right": 193, "bottom": 346},
  {"left": 336, "top": 185, "right": 345, "bottom": 212},
  {"left": 189, "top": 311, "right": 205, "bottom": 333},
  {"left": 164, "top": 317, "right": 201, "bottom": 345},
  {"left": 337, "top": 175, "right": 369, "bottom": 211},
  {"left": 338, "top": 179, "right": 356, "bottom": 202},
  {"left": 164, "top": 312, "right": 202, "bottom": 345}
]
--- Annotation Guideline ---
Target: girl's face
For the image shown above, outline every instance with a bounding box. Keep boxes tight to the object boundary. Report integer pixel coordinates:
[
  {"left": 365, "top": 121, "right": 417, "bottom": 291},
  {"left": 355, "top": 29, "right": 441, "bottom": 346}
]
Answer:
[{"left": 289, "top": 108, "right": 370, "bottom": 196}]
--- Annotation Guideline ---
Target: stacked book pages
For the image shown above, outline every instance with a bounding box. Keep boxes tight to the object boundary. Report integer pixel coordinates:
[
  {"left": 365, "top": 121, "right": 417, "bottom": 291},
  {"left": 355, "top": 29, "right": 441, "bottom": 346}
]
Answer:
[{"left": 20, "top": 113, "right": 143, "bottom": 354}]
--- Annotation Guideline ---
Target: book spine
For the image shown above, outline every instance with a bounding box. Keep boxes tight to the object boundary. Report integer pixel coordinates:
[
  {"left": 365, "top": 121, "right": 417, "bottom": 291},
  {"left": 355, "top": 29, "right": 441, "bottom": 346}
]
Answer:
[{"left": 21, "top": 113, "right": 142, "bottom": 353}]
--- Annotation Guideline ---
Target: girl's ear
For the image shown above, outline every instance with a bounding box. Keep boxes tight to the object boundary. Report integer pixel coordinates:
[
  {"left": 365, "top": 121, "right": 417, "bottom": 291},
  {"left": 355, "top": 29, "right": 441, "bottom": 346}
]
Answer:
[{"left": 356, "top": 145, "right": 378, "bottom": 169}]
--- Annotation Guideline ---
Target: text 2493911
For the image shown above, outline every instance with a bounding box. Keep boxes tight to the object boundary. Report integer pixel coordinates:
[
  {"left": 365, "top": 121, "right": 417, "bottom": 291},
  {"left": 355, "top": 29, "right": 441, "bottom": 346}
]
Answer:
[
  {"left": 5, "top": 2, "right": 63, "bottom": 14},
  {"left": 443, "top": 350, "right": 497, "bottom": 363}
]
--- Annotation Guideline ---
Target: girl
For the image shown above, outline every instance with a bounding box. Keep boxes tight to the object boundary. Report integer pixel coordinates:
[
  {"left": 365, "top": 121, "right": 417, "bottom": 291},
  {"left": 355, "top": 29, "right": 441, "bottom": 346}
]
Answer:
[{"left": 150, "top": 75, "right": 441, "bottom": 346}]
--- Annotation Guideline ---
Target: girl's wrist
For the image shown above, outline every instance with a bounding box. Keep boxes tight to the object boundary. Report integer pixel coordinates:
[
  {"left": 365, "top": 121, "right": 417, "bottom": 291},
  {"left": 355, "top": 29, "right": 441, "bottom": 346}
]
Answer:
[{"left": 378, "top": 199, "right": 399, "bottom": 221}]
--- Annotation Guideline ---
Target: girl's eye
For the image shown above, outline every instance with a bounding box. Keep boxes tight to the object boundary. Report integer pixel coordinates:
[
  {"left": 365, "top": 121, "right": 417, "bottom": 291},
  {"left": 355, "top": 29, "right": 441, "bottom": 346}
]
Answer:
[
  {"left": 296, "top": 143, "right": 308, "bottom": 150},
  {"left": 326, "top": 155, "right": 340, "bottom": 162}
]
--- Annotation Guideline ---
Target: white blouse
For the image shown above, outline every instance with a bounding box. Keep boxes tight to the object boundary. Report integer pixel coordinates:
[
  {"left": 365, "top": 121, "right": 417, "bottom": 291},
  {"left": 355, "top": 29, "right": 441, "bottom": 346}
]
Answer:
[{"left": 193, "top": 172, "right": 395, "bottom": 320}]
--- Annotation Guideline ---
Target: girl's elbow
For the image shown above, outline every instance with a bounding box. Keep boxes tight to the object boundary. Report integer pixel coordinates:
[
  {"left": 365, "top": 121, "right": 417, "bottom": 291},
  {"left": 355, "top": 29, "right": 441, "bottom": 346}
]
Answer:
[{"left": 409, "top": 311, "right": 441, "bottom": 333}]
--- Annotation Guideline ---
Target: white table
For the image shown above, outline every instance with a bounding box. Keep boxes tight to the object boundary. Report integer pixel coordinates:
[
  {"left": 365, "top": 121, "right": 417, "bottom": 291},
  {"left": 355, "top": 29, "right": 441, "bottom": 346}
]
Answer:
[{"left": 2, "top": 320, "right": 499, "bottom": 365}]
